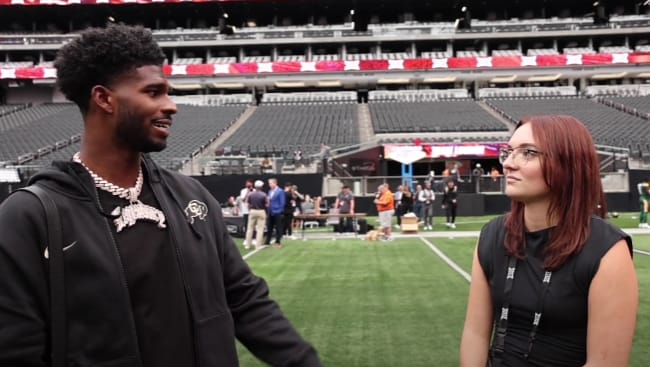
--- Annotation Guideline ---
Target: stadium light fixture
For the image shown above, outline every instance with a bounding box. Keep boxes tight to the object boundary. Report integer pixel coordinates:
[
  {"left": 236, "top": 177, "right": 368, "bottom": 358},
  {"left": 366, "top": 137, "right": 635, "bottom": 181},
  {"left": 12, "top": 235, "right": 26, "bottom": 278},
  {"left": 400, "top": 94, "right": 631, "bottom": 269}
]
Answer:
[
  {"left": 317, "top": 80, "right": 343, "bottom": 87},
  {"left": 490, "top": 75, "right": 517, "bottom": 83},
  {"left": 274, "top": 81, "right": 307, "bottom": 88},
  {"left": 590, "top": 72, "right": 627, "bottom": 80},
  {"left": 422, "top": 76, "right": 457, "bottom": 83},
  {"left": 526, "top": 74, "right": 562, "bottom": 82},
  {"left": 377, "top": 78, "right": 411, "bottom": 84},
  {"left": 212, "top": 82, "right": 245, "bottom": 89},
  {"left": 170, "top": 83, "right": 203, "bottom": 91}
]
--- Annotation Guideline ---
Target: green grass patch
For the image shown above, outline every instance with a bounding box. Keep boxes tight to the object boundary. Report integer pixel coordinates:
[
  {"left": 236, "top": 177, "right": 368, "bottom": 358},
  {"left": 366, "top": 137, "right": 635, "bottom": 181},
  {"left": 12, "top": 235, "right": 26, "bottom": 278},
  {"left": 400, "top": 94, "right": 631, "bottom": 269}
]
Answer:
[
  {"left": 631, "top": 234, "right": 650, "bottom": 367},
  {"left": 426, "top": 237, "right": 477, "bottom": 273},
  {"left": 231, "top": 218, "right": 650, "bottom": 366},
  {"left": 238, "top": 239, "right": 469, "bottom": 366}
]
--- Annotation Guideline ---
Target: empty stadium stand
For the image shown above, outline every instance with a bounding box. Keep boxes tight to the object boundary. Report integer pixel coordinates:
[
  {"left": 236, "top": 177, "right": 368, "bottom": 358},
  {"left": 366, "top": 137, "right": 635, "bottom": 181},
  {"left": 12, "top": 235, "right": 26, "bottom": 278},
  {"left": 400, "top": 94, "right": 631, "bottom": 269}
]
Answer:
[
  {"left": 485, "top": 97, "right": 650, "bottom": 151},
  {"left": 0, "top": 103, "right": 245, "bottom": 170},
  {"left": 149, "top": 104, "right": 247, "bottom": 170},
  {"left": 218, "top": 101, "right": 359, "bottom": 158},
  {"left": 369, "top": 99, "right": 510, "bottom": 134},
  {"left": 0, "top": 104, "right": 82, "bottom": 163},
  {"left": 606, "top": 96, "right": 650, "bottom": 116}
]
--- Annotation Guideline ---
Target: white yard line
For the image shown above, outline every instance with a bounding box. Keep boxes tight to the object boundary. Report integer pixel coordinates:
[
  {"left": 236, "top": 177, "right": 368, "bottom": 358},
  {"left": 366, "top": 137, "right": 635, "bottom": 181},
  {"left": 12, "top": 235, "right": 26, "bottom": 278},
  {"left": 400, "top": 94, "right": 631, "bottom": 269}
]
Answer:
[
  {"left": 419, "top": 237, "right": 471, "bottom": 283},
  {"left": 633, "top": 248, "right": 650, "bottom": 256},
  {"left": 242, "top": 246, "right": 265, "bottom": 260}
]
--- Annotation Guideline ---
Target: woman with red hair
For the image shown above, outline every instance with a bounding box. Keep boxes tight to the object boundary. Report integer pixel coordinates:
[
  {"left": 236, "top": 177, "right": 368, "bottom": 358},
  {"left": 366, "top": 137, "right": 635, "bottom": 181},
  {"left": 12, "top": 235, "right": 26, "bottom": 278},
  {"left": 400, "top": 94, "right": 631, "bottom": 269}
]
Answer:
[{"left": 460, "top": 115, "right": 638, "bottom": 366}]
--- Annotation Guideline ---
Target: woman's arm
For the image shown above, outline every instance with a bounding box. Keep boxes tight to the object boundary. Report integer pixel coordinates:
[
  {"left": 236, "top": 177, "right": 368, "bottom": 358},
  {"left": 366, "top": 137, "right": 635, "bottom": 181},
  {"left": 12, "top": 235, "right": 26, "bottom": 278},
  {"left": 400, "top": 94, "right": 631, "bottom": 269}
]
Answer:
[
  {"left": 460, "top": 245, "right": 494, "bottom": 367},
  {"left": 584, "top": 240, "right": 638, "bottom": 367}
]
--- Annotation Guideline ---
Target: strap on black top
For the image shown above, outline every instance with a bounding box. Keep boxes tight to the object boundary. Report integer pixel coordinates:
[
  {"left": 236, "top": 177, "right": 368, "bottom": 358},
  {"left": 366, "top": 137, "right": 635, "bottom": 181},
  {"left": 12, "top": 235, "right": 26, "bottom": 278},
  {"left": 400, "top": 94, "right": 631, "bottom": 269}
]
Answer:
[
  {"left": 21, "top": 185, "right": 67, "bottom": 367},
  {"left": 490, "top": 256, "right": 553, "bottom": 365}
]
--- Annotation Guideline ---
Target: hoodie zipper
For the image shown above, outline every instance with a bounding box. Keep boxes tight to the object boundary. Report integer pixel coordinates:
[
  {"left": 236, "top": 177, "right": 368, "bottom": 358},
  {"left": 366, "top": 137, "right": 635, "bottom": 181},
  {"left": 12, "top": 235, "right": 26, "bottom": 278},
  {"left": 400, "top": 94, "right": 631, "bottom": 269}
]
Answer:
[
  {"left": 148, "top": 172, "right": 201, "bottom": 364},
  {"left": 92, "top": 186, "right": 144, "bottom": 366}
]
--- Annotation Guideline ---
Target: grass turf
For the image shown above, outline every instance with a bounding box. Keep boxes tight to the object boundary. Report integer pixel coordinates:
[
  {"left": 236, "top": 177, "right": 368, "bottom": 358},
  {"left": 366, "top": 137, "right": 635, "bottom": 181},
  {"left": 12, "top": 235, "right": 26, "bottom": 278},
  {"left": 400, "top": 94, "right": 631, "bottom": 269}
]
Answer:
[{"left": 232, "top": 218, "right": 650, "bottom": 366}]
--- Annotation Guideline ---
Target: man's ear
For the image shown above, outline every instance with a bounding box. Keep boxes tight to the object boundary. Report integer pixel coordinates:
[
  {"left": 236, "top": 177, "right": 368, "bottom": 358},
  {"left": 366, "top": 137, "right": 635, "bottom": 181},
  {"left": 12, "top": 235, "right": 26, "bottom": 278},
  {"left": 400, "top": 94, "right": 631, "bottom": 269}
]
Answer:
[{"left": 90, "top": 85, "right": 114, "bottom": 114}]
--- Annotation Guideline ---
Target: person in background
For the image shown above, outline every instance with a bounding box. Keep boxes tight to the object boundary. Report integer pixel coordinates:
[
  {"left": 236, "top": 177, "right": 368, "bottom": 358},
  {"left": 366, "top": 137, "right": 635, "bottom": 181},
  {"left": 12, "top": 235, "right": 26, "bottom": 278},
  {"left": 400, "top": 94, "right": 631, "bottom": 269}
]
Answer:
[
  {"left": 419, "top": 182, "right": 435, "bottom": 230},
  {"left": 282, "top": 182, "right": 297, "bottom": 240},
  {"left": 260, "top": 156, "right": 273, "bottom": 172},
  {"left": 413, "top": 184, "right": 424, "bottom": 221},
  {"left": 245, "top": 180, "right": 269, "bottom": 250},
  {"left": 472, "top": 163, "right": 484, "bottom": 181},
  {"left": 265, "top": 178, "right": 285, "bottom": 248},
  {"left": 313, "top": 195, "right": 323, "bottom": 216},
  {"left": 400, "top": 185, "right": 414, "bottom": 217},
  {"left": 224, "top": 196, "right": 238, "bottom": 215},
  {"left": 472, "top": 163, "right": 484, "bottom": 192},
  {"left": 320, "top": 143, "right": 331, "bottom": 175},
  {"left": 461, "top": 115, "right": 637, "bottom": 367},
  {"left": 291, "top": 185, "right": 305, "bottom": 231},
  {"left": 442, "top": 179, "right": 458, "bottom": 229},
  {"left": 301, "top": 194, "right": 315, "bottom": 214},
  {"left": 292, "top": 185, "right": 305, "bottom": 214},
  {"left": 638, "top": 177, "right": 650, "bottom": 229},
  {"left": 334, "top": 185, "right": 355, "bottom": 233},
  {"left": 491, "top": 165, "right": 502, "bottom": 192},
  {"left": 374, "top": 183, "right": 395, "bottom": 241},
  {"left": 442, "top": 165, "right": 451, "bottom": 178},
  {"left": 0, "top": 24, "right": 320, "bottom": 367},
  {"left": 450, "top": 162, "right": 464, "bottom": 183},
  {"left": 293, "top": 148, "right": 303, "bottom": 166},
  {"left": 491, "top": 166, "right": 501, "bottom": 182},
  {"left": 239, "top": 179, "right": 253, "bottom": 247},
  {"left": 426, "top": 170, "right": 436, "bottom": 188},
  {"left": 393, "top": 185, "right": 403, "bottom": 229}
]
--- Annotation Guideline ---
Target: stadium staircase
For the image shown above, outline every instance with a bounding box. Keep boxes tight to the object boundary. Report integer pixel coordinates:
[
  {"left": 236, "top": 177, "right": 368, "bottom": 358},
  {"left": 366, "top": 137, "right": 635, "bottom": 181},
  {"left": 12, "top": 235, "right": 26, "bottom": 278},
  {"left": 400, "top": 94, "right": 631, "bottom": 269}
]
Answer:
[
  {"left": 180, "top": 105, "right": 257, "bottom": 175},
  {"left": 357, "top": 103, "right": 375, "bottom": 144},
  {"left": 476, "top": 100, "right": 516, "bottom": 132}
]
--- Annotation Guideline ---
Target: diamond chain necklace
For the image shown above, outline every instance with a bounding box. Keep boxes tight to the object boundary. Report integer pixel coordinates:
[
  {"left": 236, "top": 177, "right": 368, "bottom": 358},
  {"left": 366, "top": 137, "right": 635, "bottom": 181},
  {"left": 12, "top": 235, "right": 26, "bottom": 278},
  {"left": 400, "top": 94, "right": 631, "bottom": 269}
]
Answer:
[{"left": 72, "top": 152, "right": 143, "bottom": 203}]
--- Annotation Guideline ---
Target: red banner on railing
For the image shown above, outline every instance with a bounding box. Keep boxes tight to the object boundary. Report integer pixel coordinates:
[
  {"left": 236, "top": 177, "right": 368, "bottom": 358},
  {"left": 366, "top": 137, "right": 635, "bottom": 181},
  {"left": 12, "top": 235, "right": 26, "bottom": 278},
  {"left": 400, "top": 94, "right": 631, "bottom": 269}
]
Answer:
[{"left": 3, "top": 52, "right": 650, "bottom": 80}]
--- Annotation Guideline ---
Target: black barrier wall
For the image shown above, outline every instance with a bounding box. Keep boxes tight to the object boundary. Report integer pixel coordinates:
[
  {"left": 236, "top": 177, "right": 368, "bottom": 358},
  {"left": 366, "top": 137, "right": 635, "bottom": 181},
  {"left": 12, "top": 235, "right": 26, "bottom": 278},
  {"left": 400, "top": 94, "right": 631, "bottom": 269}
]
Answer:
[
  {"left": 2, "top": 171, "right": 649, "bottom": 216},
  {"left": 328, "top": 194, "right": 489, "bottom": 217},
  {"left": 327, "top": 191, "right": 638, "bottom": 217},
  {"left": 192, "top": 173, "right": 323, "bottom": 205}
]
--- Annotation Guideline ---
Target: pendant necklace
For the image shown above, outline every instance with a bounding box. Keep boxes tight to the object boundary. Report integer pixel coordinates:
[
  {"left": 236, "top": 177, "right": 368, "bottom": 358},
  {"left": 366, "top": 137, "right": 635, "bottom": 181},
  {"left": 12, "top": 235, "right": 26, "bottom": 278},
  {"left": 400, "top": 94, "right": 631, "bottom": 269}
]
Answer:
[{"left": 73, "top": 152, "right": 166, "bottom": 232}]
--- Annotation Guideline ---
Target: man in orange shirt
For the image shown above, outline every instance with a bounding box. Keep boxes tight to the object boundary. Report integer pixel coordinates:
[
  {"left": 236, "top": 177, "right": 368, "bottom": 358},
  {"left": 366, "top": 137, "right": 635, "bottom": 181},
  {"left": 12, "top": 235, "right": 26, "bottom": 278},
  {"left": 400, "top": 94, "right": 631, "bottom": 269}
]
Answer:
[{"left": 374, "top": 183, "right": 395, "bottom": 241}]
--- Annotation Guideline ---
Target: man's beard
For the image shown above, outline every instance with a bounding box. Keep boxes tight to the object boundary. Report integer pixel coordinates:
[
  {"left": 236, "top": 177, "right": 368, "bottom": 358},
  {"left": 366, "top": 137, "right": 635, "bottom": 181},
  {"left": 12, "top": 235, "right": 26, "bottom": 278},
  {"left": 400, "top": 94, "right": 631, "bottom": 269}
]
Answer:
[{"left": 115, "top": 103, "right": 167, "bottom": 153}]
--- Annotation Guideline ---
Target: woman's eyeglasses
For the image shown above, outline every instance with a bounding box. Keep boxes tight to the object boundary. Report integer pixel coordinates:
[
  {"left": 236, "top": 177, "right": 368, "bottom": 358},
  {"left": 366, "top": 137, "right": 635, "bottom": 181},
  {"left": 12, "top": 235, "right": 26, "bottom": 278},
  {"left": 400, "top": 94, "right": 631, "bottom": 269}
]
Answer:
[{"left": 498, "top": 147, "right": 544, "bottom": 165}]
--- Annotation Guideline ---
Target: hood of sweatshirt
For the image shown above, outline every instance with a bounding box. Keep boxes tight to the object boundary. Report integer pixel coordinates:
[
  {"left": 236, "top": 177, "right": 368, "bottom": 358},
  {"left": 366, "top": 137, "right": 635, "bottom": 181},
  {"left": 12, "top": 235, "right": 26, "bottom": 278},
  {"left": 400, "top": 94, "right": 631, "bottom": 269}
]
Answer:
[{"left": 27, "top": 154, "right": 166, "bottom": 218}]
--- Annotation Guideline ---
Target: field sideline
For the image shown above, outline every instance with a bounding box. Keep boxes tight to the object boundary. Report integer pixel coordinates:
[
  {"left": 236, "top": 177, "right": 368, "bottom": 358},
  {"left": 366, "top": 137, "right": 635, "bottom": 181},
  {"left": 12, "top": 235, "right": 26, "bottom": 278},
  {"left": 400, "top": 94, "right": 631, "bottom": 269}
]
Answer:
[{"left": 234, "top": 214, "right": 650, "bottom": 366}]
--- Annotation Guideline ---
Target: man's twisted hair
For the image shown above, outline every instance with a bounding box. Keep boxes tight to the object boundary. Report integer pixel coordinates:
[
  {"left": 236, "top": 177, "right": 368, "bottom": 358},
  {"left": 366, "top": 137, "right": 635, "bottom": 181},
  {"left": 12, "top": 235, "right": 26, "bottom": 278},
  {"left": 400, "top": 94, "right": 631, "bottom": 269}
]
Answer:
[{"left": 54, "top": 24, "right": 166, "bottom": 114}]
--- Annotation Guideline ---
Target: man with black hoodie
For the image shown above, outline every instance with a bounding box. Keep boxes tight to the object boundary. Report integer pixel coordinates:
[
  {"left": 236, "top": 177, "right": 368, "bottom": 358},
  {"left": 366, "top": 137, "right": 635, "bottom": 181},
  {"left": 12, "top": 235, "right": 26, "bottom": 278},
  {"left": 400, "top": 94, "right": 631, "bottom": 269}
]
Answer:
[{"left": 0, "top": 24, "right": 320, "bottom": 367}]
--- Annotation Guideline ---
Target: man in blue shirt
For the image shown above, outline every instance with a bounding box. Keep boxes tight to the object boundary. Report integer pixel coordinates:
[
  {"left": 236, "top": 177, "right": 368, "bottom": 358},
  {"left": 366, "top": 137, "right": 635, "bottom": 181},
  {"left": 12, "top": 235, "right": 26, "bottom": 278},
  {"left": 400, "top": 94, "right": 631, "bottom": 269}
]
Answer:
[{"left": 265, "top": 178, "right": 286, "bottom": 248}]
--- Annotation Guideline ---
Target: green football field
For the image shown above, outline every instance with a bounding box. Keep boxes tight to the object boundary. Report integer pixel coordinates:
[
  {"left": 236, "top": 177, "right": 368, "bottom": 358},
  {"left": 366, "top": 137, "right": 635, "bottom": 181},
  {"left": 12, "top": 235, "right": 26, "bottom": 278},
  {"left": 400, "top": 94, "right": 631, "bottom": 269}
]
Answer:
[{"left": 233, "top": 214, "right": 650, "bottom": 366}]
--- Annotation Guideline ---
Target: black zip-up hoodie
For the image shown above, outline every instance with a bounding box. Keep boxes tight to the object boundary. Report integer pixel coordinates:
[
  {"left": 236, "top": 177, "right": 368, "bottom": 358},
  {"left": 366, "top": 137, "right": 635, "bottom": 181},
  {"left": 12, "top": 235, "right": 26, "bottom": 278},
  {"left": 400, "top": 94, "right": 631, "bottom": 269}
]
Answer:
[{"left": 0, "top": 156, "right": 320, "bottom": 367}]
